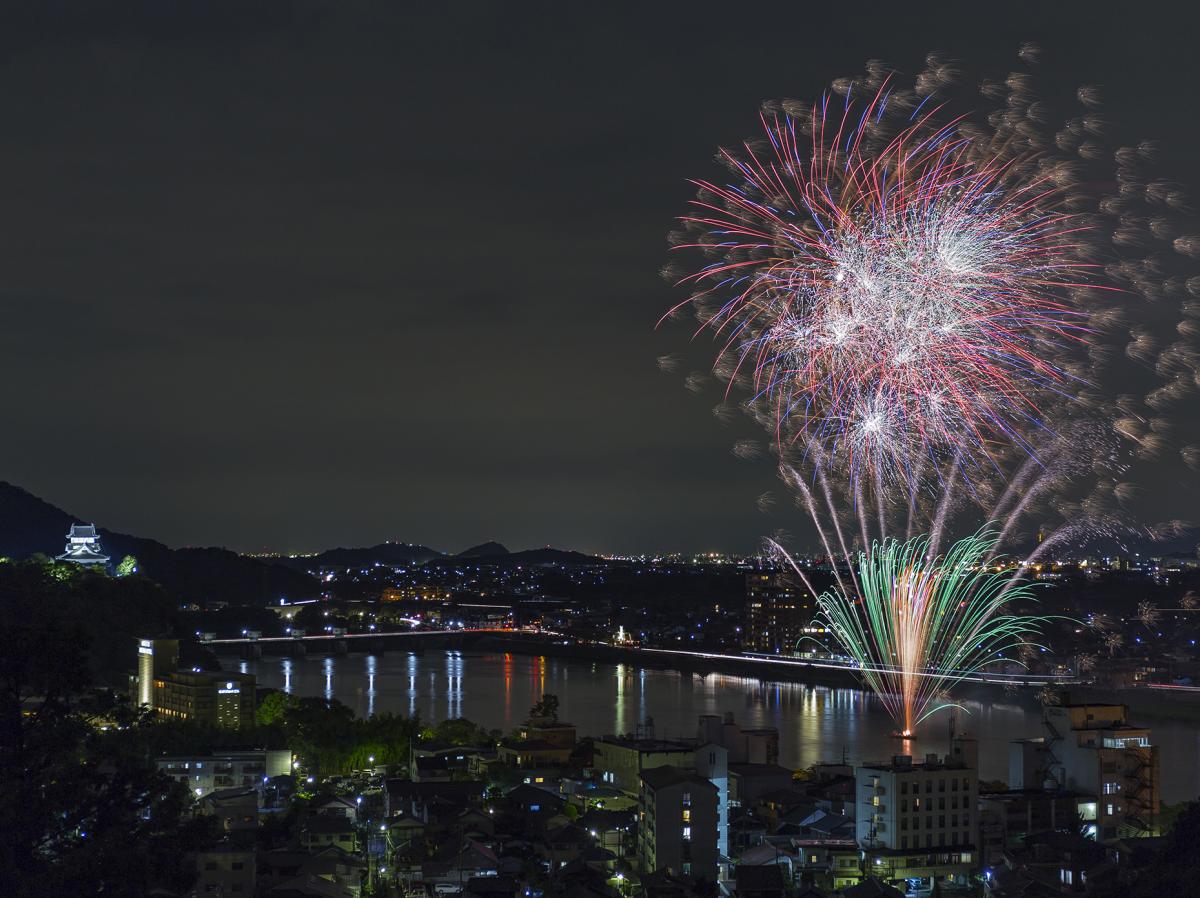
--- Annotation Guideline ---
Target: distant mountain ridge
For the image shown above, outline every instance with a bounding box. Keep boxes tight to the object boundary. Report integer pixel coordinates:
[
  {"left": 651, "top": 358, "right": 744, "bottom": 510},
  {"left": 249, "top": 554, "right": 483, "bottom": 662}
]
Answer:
[
  {"left": 505, "top": 546, "right": 602, "bottom": 565},
  {"left": 0, "top": 482, "right": 609, "bottom": 605},
  {"left": 0, "top": 482, "right": 319, "bottom": 605},
  {"left": 440, "top": 543, "right": 602, "bottom": 566},
  {"left": 286, "top": 540, "right": 605, "bottom": 569},
  {"left": 456, "top": 541, "right": 509, "bottom": 558},
  {"left": 274, "top": 542, "right": 445, "bottom": 572}
]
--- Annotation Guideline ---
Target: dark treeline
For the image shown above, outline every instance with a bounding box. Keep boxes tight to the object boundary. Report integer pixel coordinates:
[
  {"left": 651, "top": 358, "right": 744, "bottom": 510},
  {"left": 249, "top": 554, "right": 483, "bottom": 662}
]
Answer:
[
  {"left": 0, "top": 558, "right": 504, "bottom": 895},
  {"left": 0, "top": 560, "right": 216, "bottom": 896}
]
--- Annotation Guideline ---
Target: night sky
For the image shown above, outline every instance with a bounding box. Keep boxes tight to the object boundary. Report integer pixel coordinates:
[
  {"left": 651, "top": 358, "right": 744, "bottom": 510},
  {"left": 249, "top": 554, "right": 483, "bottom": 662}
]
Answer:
[{"left": 4, "top": 3, "right": 1199, "bottom": 554}]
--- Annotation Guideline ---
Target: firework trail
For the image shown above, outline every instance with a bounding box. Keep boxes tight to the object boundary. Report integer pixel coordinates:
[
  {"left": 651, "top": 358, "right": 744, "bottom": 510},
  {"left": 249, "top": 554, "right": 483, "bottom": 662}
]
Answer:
[
  {"left": 801, "top": 528, "right": 1048, "bottom": 735},
  {"left": 663, "top": 49, "right": 1199, "bottom": 732}
]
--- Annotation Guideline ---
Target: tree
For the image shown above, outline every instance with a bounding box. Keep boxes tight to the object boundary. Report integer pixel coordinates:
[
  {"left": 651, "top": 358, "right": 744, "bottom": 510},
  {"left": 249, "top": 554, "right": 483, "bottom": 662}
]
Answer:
[
  {"left": 115, "top": 555, "right": 138, "bottom": 577},
  {"left": 257, "top": 689, "right": 298, "bottom": 727},
  {"left": 0, "top": 560, "right": 214, "bottom": 896},
  {"left": 432, "top": 716, "right": 495, "bottom": 747},
  {"left": 530, "top": 693, "right": 560, "bottom": 721},
  {"left": 274, "top": 697, "right": 421, "bottom": 776}
]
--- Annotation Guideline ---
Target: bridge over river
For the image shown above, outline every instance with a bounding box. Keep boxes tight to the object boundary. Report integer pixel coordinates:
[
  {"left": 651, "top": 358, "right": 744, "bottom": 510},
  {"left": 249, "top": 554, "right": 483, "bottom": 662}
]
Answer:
[{"left": 206, "top": 627, "right": 1078, "bottom": 691}]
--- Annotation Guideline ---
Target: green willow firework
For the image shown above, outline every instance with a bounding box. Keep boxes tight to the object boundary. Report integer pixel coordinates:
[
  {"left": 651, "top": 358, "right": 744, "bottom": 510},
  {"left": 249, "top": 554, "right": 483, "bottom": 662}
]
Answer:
[{"left": 811, "top": 527, "right": 1050, "bottom": 735}]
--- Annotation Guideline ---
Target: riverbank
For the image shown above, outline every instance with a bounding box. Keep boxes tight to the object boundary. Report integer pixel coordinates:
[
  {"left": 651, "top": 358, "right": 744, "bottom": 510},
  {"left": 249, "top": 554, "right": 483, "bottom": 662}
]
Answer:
[{"left": 474, "top": 633, "right": 1200, "bottom": 724}]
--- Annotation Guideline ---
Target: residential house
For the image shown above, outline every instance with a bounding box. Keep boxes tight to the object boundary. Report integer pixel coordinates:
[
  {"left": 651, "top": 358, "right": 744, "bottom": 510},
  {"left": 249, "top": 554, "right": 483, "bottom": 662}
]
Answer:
[
  {"left": 302, "top": 814, "right": 358, "bottom": 853},
  {"left": 193, "top": 844, "right": 256, "bottom": 897}
]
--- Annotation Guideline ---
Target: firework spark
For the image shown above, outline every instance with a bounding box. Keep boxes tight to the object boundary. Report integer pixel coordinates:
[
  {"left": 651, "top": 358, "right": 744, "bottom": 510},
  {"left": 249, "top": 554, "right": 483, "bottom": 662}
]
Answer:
[
  {"left": 785, "top": 528, "right": 1048, "bottom": 734},
  {"left": 667, "top": 51, "right": 1198, "bottom": 526},
  {"left": 669, "top": 76, "right": 1094, "bottom": 492},
  {"left": 661, "top": 49, "right": 1198, "bottom": 734}
]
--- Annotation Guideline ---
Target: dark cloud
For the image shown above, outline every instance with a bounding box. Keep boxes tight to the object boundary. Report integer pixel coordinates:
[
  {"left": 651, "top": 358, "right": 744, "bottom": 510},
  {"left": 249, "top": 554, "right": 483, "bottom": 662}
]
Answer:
[{"left": 2, "top": 1, "right": 1198, "bottom": 553}]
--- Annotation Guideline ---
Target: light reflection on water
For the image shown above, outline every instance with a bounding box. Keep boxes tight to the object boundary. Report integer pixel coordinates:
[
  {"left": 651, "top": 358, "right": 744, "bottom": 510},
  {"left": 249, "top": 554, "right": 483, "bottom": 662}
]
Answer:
[{"left": 230, "top": 649, "right": 1200, "bottom": 802}]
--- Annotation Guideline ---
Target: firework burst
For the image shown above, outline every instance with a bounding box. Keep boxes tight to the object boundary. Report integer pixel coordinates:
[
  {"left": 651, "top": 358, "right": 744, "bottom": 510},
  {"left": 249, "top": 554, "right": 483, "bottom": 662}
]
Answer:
[
  {"left": 789, "top": 527, "right": 1049, "bottom": 735},
  {"left": 669, "top": 76, "right": 1097, "bottom": 493},
  {"left": 662, "top": 49, "right": 1199, "bottom": 733}
]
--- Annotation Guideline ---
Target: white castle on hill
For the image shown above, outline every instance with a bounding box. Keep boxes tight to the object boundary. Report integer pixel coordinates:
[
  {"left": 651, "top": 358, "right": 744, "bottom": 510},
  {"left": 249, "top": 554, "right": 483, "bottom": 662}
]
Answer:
[{"left": 56, "top": 523, "right": 110, "bottom": 567}]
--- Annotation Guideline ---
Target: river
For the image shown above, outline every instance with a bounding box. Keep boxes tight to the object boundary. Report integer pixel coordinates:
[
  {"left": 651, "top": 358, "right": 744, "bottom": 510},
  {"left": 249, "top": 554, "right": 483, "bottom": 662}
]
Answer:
[{"left": 226, "top": 650, "right": 1200, "bottom": 803}]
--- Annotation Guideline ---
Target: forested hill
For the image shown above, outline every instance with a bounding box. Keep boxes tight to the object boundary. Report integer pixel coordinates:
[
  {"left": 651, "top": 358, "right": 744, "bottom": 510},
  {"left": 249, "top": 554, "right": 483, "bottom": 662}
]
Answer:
[{"left": 0, "top": 482, "right": 318, "bottom": 605}]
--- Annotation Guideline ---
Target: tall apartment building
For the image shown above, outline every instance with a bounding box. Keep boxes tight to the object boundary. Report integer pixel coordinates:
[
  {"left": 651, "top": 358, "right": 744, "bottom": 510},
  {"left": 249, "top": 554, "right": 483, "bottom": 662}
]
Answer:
[
  {"left": 693, "top": 742, "right": 729, "bottom": 865},
  {"left": 135, "top": 636, "right": 256, "bottom": 728},
  {"left": 136, "top": 638, "right": 178, "bottom": 708},
  {"left": 1011, "top": 702, "right": 1160, "bottom": 840},
  {"left": 638, "top": 766, "right": 719, "bottom": 882},
  {"left": 743, "top": 572, "right": 814, "bottom": 655},
  {"left": 856, "top": 752, "right": 978, "bottom": 894},
  {"left": 153, "top": 671, "right": 257, "bottom": 729}
]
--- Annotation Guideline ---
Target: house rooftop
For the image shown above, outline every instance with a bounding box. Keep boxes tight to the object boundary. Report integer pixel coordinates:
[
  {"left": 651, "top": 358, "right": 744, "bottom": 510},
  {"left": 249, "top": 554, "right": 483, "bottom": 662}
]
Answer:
[
  {"left": 859, "top": 755, "right": 966, "bottom": 773},
  {"left": 507, "top": 739, "right": 564, "bottom": 752},
  {"left": 303, "top": 815, "right": 356, "bottom": 834},
  {"left": 385, "top": 778, "right": 486, "bottom": 798},
  {"left": 728, "top": 763, "right": 794, "bottom": 777},
  {"left": 504, "top": 783, "right": 563, "bottom": 803},
  {"left": 639, "top": 765, "right": 715, "bottom": 791},
  {"left": 598, "top": 736, "right": 693, "bottom": 752},
  {"left": 1059, "top": 702, "right": 1124, "bottom": 708},
  {"left": 839, "top": 878, "right": 904, "bottom": 898}
]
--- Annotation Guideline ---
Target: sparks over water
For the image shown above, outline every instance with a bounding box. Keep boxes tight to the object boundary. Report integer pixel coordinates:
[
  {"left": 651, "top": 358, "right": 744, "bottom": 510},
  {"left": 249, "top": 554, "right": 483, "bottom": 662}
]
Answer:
[{"left": 806, "top": 528, "right": 1048, "bottom": 736}]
